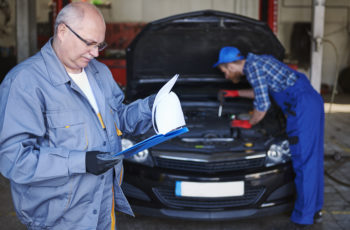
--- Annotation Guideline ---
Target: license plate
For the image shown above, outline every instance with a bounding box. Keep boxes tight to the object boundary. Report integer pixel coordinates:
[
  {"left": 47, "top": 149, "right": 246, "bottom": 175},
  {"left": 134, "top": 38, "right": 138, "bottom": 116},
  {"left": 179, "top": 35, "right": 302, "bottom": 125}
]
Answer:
[{"left": 175, "top": 181, "right": 244, "bottom": 198}]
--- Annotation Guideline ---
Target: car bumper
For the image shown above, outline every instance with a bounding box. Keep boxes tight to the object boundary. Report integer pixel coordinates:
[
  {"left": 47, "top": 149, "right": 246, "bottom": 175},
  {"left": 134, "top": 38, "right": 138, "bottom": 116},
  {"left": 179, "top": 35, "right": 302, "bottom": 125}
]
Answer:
[
  {"left": 122, "top": 162, "right": 295, "bottom": 220},
  {"left": 131, "top": 202, "right": 294, "bottom": 220}
]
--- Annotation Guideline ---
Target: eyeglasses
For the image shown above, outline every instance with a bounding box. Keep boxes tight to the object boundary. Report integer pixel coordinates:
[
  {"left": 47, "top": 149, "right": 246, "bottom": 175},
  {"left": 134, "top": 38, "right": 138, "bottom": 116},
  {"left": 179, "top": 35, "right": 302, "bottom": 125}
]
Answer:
[{"left": 64, "top": 24, "right": 108, "bottom": 51}]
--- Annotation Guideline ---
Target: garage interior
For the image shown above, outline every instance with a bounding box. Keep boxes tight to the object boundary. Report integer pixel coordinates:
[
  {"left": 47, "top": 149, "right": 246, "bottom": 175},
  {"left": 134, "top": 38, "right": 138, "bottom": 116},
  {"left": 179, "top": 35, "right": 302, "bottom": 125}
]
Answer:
[{"left": 0, "top": 0, "right": 350, "bottom": 229}]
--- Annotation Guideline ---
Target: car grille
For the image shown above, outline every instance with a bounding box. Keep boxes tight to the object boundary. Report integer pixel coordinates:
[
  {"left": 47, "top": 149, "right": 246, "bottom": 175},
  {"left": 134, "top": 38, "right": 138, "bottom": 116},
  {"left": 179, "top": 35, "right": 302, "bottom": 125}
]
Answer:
[
  {"left": 153, "top": 157, "right": 265, "bottom": 173},
  {"left": 153, "top": 185, "right": 265, "bottom": 209}
]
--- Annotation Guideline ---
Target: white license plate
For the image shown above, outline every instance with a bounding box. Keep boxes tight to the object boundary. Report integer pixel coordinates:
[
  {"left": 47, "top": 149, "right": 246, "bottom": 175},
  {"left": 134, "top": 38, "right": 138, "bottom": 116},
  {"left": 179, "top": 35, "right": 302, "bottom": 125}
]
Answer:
[{"left": 175, "top": 181, "right": 244, "bottom": 198}]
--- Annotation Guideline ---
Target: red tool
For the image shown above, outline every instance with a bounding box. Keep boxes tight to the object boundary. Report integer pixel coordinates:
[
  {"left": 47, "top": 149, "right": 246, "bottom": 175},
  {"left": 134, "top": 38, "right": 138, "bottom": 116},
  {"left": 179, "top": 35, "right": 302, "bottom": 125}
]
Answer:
[
  {"left": 217, "top": 90, "right": 240, "bottom": 117},
  {"left": 231, "top": 120, "right": 252, "bottom": 129}
]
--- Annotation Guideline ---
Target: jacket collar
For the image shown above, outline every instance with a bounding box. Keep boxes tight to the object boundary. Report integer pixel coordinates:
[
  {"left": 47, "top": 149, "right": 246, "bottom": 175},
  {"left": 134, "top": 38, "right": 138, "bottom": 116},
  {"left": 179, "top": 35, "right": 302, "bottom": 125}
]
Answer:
[{"left": 40, "top": 38, "right": 99, "bottom": 86}]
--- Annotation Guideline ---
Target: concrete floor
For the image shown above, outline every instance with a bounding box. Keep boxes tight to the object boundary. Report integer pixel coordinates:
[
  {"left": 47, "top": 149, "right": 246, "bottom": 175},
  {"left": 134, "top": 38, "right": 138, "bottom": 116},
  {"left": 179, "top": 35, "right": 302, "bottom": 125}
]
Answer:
[{"left": 1, "top": 93, "right": 350, "bottom": 230}]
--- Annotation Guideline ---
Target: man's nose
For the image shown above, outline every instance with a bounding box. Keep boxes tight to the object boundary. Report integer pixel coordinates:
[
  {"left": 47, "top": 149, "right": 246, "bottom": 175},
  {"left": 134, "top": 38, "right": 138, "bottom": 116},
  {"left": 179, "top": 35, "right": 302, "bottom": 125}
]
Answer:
[{"left": 90, "top": 46, "right": 99, "bottom": 57}]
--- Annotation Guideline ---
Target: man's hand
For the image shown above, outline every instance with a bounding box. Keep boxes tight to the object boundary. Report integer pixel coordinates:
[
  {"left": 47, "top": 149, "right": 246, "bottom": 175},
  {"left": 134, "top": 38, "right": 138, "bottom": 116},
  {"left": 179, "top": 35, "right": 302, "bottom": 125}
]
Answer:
[
  {"left": 231, "top": 120, "right": 252, "bottom": 129},
  {"left": 249, "top": 109, "right": 267, "bottom": 126},
  {"left": 86, "top": 151, "right": 123, "bottom": 175}
]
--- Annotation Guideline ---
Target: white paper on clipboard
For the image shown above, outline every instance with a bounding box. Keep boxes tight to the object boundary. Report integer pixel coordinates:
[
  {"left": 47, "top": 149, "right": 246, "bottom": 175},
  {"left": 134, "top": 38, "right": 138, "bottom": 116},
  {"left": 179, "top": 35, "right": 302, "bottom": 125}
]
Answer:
[{"left": 151, "top": 74, "right": 186, "bottom": 134}]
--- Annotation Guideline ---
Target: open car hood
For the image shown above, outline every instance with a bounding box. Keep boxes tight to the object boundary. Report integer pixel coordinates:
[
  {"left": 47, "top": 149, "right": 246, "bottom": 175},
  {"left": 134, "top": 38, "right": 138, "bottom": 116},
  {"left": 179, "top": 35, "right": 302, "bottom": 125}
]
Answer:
[{"left": 126, "top": 10, "right": 285, "bottom": 100}]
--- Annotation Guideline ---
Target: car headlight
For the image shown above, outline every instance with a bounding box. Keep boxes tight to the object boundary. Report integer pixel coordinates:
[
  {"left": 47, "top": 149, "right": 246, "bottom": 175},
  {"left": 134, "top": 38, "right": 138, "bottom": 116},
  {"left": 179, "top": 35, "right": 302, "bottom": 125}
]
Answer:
[
  {"left": 265, "top": 140, "right": 291, "bottom": 167},
  {"left": 121, "top": 138, "right": 154, "bottom": 167}
]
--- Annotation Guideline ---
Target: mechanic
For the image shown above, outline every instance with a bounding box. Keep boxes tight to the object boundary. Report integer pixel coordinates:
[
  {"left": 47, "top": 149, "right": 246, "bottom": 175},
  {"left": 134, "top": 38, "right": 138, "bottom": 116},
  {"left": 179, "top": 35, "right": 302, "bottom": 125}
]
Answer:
[
  {"left": 0, "top": 2, "right": 154, "bottom": 229},
  {"left": 214, "top": 46, "right": 324, "bottom": 229}
]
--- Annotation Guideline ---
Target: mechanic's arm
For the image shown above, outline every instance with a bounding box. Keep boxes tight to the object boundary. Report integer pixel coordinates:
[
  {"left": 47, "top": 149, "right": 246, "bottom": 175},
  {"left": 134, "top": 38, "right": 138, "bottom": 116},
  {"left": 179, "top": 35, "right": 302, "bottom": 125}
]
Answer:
[
  {"left": 249, "top": 109, "right": 267, "bottom": 126},
  {"left": 117, "top": 95, "right": 154, "bottom": 135},
  {"left": 237, "top": 89, "right": 254, "bottom": 99},
  {"left": 245, "top": 64, "right": 270, "bottom": 126},
  {"left": 0, "top": 81, "right": 85, "bottom": 186}
]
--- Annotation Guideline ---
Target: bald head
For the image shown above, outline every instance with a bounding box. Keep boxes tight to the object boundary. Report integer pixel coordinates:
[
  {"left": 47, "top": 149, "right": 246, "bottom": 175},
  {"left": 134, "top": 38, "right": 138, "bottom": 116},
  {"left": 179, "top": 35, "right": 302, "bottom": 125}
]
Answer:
[{"left": 54, "top": 2, "right": 105, "bottom": 36}]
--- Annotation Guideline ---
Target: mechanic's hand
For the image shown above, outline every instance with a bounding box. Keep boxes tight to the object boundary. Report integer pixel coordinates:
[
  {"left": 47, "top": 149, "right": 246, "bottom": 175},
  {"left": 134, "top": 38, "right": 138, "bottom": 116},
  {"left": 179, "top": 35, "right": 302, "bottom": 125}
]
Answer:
[
  {"left": 219, "top": 90, "right": 240, "bottom": 98},
  {"left": 231, "top": 120, "right": 252, "bottom": 129},
  {"left": 86, "top": 151, "right": 123, "bottom": 175}
]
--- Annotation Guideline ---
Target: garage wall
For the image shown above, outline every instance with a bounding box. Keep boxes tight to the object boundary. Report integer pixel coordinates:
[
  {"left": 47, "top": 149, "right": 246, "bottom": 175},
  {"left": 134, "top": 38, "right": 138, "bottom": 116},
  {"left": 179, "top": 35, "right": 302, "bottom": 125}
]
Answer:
[
  {"left": 0, "top": 1, "right": 16, "bottom": 49},
  {"left": 278, "top": 0, "right": 350, "bottom": 87},
  {"left": 36, "top": 0, "right": 260, "bottom": 22},
  {"left": 99, "top": 0, "right": 259, "bottom": 22},
  {"left": 2, "top": 0, "right": 259, "bottom": 51},
  {"left": 2, "top": 0, "right": 350, "bottom": 88},
  {"left": 36, "top": 0, "right": 51, "bottom": 23}
]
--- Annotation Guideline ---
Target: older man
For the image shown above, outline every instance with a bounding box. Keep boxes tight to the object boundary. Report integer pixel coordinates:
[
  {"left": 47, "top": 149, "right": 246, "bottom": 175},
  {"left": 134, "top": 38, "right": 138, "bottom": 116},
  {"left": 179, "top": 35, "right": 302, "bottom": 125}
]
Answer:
[
  {"left": 214, "top": 46, "right": 324, "bottom": 229},
  {"left": 0, "top": 2, "right": 154, "bottom": 229}
]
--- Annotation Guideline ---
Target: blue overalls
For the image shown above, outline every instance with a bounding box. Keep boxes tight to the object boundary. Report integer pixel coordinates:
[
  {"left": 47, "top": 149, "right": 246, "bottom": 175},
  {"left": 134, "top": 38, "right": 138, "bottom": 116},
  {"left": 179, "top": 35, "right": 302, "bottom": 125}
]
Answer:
[{"left": 270, "top": 73, "right": 324, "bottom": 225}]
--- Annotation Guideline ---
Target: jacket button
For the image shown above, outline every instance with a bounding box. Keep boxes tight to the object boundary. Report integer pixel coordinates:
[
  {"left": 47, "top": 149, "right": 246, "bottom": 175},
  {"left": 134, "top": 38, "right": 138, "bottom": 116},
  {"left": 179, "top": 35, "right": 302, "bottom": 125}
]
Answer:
[
  {"left": 93, "top": 210, "right": 97, "bottom": 214},
  {"left": 103, "top": 141, "right": 106, "bottom": 146},
  {"left": 101, "top": 175, "right": 104, "bottom": 180}
]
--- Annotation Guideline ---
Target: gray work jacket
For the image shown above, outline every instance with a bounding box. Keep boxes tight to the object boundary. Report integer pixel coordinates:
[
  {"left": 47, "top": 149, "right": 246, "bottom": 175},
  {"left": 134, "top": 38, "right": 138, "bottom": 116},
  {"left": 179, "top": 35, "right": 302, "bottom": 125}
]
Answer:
[{"left": 0, "top": 39, "right": 152, "bottom": 229}]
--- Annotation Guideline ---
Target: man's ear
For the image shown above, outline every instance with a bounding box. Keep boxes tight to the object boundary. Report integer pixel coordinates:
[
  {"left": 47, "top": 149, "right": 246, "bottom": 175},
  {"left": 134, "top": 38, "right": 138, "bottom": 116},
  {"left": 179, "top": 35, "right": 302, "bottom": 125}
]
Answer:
[
  {"left": 227, "top": 62, "right": 235, "bottom": 71},
  {"left": 56, "top": 23, "right": 67, "bottom": 41},
  {"left": 237, "top": 60, "right": 245, "bottom": 70}
]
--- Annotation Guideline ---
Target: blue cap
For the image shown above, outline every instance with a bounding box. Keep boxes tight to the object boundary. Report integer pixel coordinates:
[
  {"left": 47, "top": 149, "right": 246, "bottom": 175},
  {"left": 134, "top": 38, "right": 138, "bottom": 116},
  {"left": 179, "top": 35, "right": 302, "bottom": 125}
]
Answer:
[{"left": 213, "top": 46, "right": 245, "bottom": 67}]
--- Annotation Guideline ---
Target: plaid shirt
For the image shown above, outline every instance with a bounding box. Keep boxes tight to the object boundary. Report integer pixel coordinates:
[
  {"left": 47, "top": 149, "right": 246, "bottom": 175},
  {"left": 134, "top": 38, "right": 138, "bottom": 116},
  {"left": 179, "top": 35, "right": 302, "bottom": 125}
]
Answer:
[{"left": 243, "top": 53, "right": 298, "bottom": 111}]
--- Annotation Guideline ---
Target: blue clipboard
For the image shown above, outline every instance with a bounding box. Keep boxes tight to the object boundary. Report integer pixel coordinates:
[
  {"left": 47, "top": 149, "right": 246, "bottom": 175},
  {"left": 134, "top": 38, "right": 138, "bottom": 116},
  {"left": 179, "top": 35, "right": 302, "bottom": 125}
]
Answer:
[{"left": 113, "top": 127, "right": 189, "bottom": 159}]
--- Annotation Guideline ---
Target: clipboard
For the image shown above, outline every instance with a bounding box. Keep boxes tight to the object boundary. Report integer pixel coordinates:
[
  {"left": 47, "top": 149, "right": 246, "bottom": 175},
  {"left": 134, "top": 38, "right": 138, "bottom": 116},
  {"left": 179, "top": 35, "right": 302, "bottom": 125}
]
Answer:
[
  {"left": 113, "top": 127, "right": 189, "bottom": 158},
  {"left": 112, "top": 74, "right": 189, "bottom": 158}
]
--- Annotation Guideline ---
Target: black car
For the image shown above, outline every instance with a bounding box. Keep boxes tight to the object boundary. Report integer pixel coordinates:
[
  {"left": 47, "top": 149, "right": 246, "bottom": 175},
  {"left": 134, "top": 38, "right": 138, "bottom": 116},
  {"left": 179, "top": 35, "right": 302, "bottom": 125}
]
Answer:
[{"left": 121, "top": 10, "right": 295, "bottom": 220}]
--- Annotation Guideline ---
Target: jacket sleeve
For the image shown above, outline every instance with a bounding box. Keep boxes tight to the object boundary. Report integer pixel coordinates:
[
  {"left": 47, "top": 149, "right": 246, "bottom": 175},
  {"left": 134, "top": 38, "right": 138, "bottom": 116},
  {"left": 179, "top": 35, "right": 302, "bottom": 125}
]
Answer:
[
  {"left": 0, "top": 77, "right": 85, "bottom": 187},
  {"left": 112, "top": 85, "right": 153, "bottom": 136}
]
